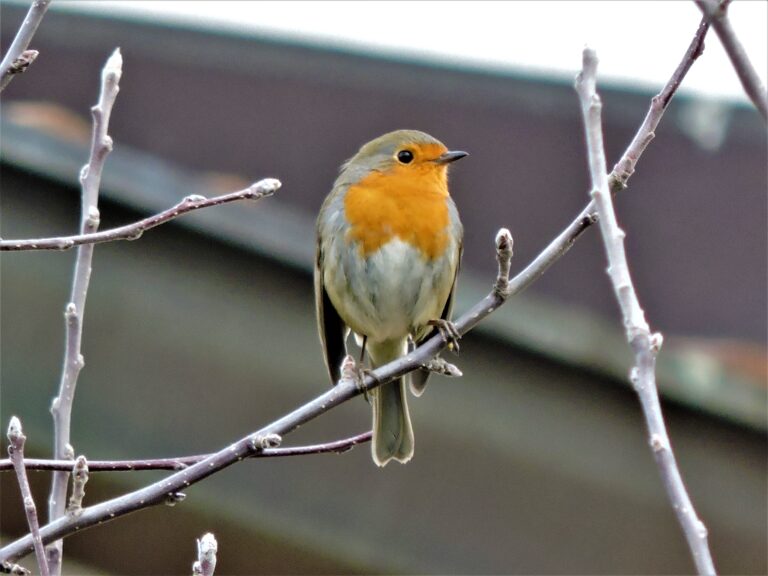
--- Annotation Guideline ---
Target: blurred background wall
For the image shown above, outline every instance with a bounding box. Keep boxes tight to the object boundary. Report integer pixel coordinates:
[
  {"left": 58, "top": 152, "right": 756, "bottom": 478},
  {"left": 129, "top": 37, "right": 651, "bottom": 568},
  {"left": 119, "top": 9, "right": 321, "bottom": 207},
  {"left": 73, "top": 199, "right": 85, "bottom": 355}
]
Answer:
[{"left": 1, "top": 2, "right": 766, "bottom": 574}]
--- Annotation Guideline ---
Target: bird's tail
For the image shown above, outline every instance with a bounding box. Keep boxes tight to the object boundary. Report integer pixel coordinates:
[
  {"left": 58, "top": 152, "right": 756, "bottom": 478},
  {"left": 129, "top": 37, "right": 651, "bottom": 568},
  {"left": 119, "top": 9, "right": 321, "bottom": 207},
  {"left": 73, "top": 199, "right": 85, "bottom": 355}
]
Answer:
[{"left": 367, "top": 339, "right": 414, "bottom": 466}]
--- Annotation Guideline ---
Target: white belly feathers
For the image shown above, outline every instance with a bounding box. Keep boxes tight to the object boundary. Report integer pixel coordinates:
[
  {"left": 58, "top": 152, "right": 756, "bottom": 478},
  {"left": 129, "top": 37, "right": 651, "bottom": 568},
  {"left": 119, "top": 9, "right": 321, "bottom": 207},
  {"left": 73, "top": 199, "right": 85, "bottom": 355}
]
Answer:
[{"left": 324, "top": 236, "right": 457, "bottom": 343}]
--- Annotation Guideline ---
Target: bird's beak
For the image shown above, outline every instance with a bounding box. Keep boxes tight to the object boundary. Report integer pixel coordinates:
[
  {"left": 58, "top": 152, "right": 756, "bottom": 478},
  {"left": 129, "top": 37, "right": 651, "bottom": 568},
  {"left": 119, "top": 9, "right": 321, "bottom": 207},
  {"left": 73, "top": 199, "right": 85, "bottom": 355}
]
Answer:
[{"left": 434, "top": 150, "right": 469, "bottom": 165}]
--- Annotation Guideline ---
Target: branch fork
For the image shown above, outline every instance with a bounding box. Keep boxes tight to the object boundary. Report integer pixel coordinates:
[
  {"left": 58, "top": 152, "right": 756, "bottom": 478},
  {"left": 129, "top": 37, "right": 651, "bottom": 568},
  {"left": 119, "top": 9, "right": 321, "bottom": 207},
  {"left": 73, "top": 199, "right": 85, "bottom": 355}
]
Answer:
[
  {"left": 0, "top": 0, "right": 52, "bottom": 92},
  {"left": 695, "top": 0, "right": 768, "bottom": 121}
]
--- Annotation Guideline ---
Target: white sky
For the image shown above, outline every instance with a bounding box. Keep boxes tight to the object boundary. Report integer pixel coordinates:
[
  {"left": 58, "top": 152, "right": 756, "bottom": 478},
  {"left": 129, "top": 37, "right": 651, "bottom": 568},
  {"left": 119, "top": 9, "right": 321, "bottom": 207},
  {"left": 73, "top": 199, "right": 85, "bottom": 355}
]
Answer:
[{"left": 52, "top": 1, "right": 768, "bottom": 102}]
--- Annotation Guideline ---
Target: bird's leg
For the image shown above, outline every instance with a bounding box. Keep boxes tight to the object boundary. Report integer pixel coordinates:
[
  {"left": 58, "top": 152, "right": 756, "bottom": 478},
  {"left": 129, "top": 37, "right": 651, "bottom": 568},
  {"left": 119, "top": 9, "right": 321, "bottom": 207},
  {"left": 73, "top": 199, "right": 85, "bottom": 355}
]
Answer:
[
  {"left": 360, "top": 335, "right": 368, "bottom": 364},
  {"left": 340, "top": 354, "right": 377, "bottom": 401},
  {"left": 427, "top": 319, "right": 461, "bottom": 354},
  {"left": 356, "top": 335, "right": 377, "bottom": 402},
  {"left": 360, "top": 368, "right": 382, "bottom": 404}
]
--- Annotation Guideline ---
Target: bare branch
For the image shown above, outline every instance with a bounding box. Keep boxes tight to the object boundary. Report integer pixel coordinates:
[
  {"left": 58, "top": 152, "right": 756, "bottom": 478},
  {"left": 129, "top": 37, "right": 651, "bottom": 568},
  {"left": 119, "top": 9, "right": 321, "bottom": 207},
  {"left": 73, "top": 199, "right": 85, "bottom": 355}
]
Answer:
[
  {"left": 0, "top": 431, "right": 372, "bottom": 473},
  {"left": 576, "top": 46, "right": 716, "bottom": 576},
  {"left": 7, "top": 417, "right": 49, "bottom": 576},
  {"left": 192, "top": 533, "right": 217, "bottom": 576},
  {"left": 46, "top": 48, "right": 122, "bottom": 575},
  {"left": 0, "top": 180, "right": 281, "bottom": 251},
  {"left": 0, "top": 0, "right": 52, "bottom": 92},
  {"left": 695, "top": 0, "right": 768, "bottom": 121}
]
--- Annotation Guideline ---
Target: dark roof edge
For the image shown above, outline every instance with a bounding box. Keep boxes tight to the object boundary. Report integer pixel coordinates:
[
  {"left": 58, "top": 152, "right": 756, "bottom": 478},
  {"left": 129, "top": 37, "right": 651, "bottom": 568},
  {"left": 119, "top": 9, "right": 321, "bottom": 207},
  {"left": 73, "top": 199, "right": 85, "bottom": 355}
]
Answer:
[{"left": 2, "top": 2, "right": 764, "bottom": 136}]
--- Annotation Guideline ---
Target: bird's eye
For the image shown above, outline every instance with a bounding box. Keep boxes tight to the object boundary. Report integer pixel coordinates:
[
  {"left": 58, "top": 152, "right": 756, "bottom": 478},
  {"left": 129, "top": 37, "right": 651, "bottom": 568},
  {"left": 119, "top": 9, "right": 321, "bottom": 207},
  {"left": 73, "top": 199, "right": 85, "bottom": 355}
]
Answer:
[{"left": 397, "top": 149, "right": 414, "bottom": 164}]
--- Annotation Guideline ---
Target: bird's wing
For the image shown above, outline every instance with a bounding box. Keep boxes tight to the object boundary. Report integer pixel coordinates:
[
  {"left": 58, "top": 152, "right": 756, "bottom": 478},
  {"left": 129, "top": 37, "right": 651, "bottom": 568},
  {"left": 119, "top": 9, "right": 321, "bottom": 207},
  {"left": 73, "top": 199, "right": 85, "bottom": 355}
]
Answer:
[{"left": 315, "top": 243, "right": 348, "bottom": 385}]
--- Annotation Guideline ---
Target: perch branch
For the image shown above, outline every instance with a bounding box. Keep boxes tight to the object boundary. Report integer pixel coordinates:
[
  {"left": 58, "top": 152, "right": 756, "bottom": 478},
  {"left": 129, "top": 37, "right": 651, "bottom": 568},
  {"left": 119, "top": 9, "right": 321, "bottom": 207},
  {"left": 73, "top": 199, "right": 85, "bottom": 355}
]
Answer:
[
  {"left": 45, "top": 48, "right": 122, "bottom": 575},
  {"left": 695, "top": 0, "right": 768, "bottom": 121},
  {"left": 0, "top": 431, "right": 373, "bottom": 472},
  {"left": 0, "top": 230, "right": 516, "bottom": 563},
  {"left": 0, "top": 0, "right": 52, "bottom": 92},
  {"left": 7, "top": 418, "right": 49, "bottom": 576},
  {"left": 576, "top": 46, "right": 716, "bottom": 576},
  {"left": 0, "top": 180, "right": 281, "bottom": 251}
]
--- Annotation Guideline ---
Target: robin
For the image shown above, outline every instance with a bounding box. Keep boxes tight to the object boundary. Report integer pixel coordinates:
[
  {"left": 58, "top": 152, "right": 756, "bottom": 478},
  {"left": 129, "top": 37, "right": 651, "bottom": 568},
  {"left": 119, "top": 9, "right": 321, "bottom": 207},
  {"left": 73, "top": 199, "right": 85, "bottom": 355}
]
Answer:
[{"left": 315, "top": 129, "right": 466, "bottom": 466}]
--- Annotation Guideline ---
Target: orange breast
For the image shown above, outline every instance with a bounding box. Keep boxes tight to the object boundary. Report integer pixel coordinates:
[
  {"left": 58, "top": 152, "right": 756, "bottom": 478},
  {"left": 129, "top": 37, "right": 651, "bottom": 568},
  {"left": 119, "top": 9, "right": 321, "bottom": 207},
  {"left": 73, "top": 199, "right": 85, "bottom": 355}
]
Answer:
[{"left": 344, "top": 165, "right": 451, "bottom": 260}]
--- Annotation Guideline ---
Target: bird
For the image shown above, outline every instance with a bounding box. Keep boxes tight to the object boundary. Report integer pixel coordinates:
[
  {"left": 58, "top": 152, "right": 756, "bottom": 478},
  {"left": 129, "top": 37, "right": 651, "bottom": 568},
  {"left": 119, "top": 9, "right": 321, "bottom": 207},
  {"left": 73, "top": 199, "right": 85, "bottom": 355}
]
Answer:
[{"left": 315, "top": 129, "right": 466, "bottom": 466}]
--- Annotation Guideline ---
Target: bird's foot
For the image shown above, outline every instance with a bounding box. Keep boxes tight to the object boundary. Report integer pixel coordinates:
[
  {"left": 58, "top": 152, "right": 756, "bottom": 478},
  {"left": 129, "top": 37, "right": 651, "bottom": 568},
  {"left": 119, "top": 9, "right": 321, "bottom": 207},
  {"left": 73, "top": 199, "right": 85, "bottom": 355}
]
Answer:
[
  {"left": 428, "top": 319, "right": 461, "bottom": 354},
  {"left": 340, "top": 354, "right": 379, "bottom": 401}
]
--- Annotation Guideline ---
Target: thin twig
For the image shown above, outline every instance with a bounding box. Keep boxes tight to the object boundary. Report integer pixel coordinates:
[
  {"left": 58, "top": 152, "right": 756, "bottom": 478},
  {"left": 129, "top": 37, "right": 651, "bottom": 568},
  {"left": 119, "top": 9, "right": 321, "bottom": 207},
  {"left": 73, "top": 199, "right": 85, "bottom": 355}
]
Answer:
[
  {"left": 0, "top": 431, "right": 373, "bottom": 472},
  {"left": 611, "top": 15, "right": 710, "bottom": 187},
  {"left": 695, "top": 0, "right": 768, "bottom": 121},
  {"left": 0, "top": 0, "right": 52, "bottom": 92},
  {"left": 46, "top": 48, "right": 122, "bottom": 576},
  {"left": 508, "top": 15, "right": 709, "bottom": 295},
  {"left": 192, "top": 533, "right": 217, "bottom": 576},
  {"left": 576, "top": 46, "right": 716, "bottom": 576},
  {"left": 7, "top": 418, "right": 49, "bottom": 576},
  {"left": 0, "top": 180, "right": 281, "bottom": 251}
]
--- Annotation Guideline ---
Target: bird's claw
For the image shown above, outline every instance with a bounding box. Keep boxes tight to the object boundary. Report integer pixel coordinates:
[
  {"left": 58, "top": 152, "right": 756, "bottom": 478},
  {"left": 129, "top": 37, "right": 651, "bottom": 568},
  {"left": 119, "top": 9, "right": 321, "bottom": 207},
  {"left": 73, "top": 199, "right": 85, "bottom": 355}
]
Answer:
[
  {"left": 340, "top": 354, "right": 379, "bottom": 401},
  {"left": 428, "top": 319, "right": 461, "bottom": 354}
]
